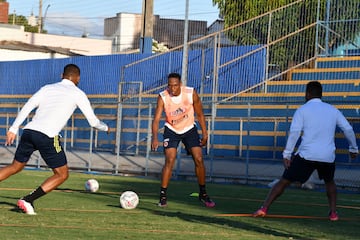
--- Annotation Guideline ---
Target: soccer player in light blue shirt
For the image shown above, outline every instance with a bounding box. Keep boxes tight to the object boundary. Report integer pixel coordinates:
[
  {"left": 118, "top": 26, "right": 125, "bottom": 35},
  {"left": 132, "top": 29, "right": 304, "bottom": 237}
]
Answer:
[{"left": 254, "top": 81, "right": 358, "bottom": 221}]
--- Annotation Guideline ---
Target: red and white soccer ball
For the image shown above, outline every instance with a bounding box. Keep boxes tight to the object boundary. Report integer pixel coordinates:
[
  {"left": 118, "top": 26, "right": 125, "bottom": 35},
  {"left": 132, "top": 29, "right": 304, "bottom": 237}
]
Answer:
[
  {"left": 85, "top": 179, "right": 99, "bottom": 192},
  {"left": 120, "top": 191, "right": 139, "bottom": 209}
]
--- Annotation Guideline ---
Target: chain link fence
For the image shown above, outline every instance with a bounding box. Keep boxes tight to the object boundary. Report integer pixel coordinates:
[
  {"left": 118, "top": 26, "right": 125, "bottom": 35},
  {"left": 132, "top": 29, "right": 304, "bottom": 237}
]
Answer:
[{"left": 0, "top": 0, "right": 359, "bottom": 190}]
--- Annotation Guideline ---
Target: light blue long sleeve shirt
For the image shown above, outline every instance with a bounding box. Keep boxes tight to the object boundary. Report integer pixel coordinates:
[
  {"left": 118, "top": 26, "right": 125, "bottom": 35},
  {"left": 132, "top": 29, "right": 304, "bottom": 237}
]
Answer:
[
  {"left": 283, "top": 98, "right": 358, "bottom": 163},
  {"left": 9, "top": 79, "right": 108, "bottom": 137}
]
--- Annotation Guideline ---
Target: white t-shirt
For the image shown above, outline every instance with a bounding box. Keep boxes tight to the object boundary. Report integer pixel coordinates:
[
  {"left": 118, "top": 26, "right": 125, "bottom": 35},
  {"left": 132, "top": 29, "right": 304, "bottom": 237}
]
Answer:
[
  {"left": 9, "top": 79, "right": 108, "bottom": 137},
  {"left": 283, "top": 98, "right": 358, "bottom": 162}
]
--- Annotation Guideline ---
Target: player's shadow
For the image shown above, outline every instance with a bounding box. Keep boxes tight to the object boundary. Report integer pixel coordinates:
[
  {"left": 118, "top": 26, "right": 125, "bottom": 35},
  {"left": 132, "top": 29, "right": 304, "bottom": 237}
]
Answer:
[
  {"left": 107, "top": 204, "right": 119, "bottom": 208},
  {"left": 146, "top": 208, "right": 314, "bottom": 240},
  {"left": 56, "top": 187, "right": 118, "bottom": 197},
  {"left": 0, "top": 201, "right": 17, "bottom": 208},
  {"left": 55, "top": 187, "right": 88, "bottom": 193},
  {"left": 56, "top": 187, "right": 121, "bottom": 209},
  {"left": 0, "top": 199, "right": 24, "bottom": 213}
]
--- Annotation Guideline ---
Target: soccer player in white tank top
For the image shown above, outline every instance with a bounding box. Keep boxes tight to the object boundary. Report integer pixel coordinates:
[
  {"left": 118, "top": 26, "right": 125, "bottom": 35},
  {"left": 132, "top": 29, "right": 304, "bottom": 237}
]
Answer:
[{"left": 151, "top": 73, "right": 215, "bottom": 208}]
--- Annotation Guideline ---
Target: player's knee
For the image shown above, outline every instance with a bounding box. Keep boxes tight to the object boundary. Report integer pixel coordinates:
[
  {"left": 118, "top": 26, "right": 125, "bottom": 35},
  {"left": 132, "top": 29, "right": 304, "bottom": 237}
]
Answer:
[
  {"left": 9, "top": 161, "right": 25, "bottom": 174},
  {"left": 164, "top": 160, "right": 175, "bottom": 169},
  {"left": 193, "top": 157, "right": 204, "bottom": 167},
  {"left": 62, "top": 171, "right": 69, "bottom": 181},
  {"left": 54, "top": 168, "right": 69, "bottom": 181},
  {"left": 56, "top": 172, "right": 68, "bottom": 182}
]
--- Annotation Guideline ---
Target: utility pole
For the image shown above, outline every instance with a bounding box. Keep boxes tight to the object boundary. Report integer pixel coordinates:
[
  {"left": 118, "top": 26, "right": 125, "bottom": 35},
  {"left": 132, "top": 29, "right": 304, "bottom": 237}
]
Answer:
[
  {"left": 38, "top": 0, "right": 42, "bottom": 33},
  {"left": 140, "top": 0, "right": 154, "bottom": 54},
  {"left": 12, "top": 10, "right": 16, "bottom": 25},
  {"left": 181, "top": 0, "right": 190, "bottom": 85}
]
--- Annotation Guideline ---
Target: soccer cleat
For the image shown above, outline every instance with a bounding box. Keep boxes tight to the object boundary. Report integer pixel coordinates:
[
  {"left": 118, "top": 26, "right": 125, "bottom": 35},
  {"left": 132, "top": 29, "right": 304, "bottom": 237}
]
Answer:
[
  {"left": 17, "top": 199, "right": 37, "bottom": 215},
  {"left": 329, "top": 211, "right": 339, "bottom": 221},
  {"left": 158, "top": 196, "right": 167, "bottom": 207},
  {"left": 253, "top": 207, "right": 267, "bottom": 217},
  {"left": 199, "top": 194, "right": 216, "bottom": 208}
]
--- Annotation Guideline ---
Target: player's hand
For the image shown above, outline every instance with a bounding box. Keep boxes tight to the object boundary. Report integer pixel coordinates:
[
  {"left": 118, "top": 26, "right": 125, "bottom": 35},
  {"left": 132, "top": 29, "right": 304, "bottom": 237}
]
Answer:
[
  {"left": 283, "top": 158, "right": 291, "bottom": 169},
  {"left": 151, "top": 139, "right": 159, "bottom": 151},
  {"left": 349, "top": 152, "right": 357, "bottom": 160},
  {"left": 5, "top": 131, "right": 16, "bottom": 146},
  {"left": 200, "top": 135, "right": 208, "bottom": 147},
  {"left": 107, "top": 127, "right": 110, "bottom": 135}
]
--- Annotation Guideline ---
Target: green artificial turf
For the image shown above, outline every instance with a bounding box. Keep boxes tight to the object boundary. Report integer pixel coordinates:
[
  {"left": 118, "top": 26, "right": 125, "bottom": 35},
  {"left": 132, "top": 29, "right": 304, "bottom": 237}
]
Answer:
[{"left": 0, "top": 169, "right": 359, "bottom": 240}]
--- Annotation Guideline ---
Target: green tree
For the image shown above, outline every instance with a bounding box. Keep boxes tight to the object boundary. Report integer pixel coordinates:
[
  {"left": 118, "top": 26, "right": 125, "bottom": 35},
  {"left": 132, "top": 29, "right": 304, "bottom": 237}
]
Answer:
[
  {"left": 8, "top": 14, "right": 47, "bottom": 33},
  {"left": 212, "top": 0, "right": 360, "bottom": 70}
]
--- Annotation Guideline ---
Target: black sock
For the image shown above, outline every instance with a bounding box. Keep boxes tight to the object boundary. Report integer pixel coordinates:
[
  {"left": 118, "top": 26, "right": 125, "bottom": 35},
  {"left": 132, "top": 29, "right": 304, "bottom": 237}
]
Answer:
[
  {"left": 199, "top": 184, "right": 206, "bottom": 196},
  {"left": 22, "top": 186, "right": 46, "bottom": 204},
  {"left": 160, "top": 187, "right": 167, "bottom": 198}
]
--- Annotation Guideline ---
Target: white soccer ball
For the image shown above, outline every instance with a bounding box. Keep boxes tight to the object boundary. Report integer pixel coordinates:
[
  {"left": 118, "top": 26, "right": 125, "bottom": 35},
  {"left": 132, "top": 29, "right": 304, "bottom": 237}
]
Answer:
[
  {"left": 85, "top": 179, "right": 99, "bottom": 192},
  {"left": 301, "top": 182, "right": 315, "bottom": 190},
  {"left": 120, "top": 191, "right": 139, "bottom": 209}
]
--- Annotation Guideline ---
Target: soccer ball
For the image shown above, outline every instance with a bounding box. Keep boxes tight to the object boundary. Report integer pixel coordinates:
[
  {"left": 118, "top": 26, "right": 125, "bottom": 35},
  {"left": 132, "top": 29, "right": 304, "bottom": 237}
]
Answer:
[
  {"left": 85, "top": 179, "right": 99, "bottom": 192},
  {"left": 120, "top": 191, "right": 139, "bottom": 209}
]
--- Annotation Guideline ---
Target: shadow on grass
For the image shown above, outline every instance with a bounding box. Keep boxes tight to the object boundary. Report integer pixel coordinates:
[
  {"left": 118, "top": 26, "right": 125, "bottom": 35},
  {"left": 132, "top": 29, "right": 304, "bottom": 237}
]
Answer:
[
  {"left": 143, "top": 207, "right": 315, "bottom": 240},
  {"left": 0, "top": 200, "right": 24, "bottom": 214}
]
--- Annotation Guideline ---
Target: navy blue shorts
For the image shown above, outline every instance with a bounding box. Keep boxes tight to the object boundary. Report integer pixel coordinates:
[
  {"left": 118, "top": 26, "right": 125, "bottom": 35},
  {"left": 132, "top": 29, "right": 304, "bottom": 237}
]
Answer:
[
  {"left": 163, "top": 125, "right": 201, "bottom": 150},
  {"left": 282, "top": 154, "right": 335, "bottom": 183},
  {"left": 14, "top": 129, "right": 67, "bottom": 169}
]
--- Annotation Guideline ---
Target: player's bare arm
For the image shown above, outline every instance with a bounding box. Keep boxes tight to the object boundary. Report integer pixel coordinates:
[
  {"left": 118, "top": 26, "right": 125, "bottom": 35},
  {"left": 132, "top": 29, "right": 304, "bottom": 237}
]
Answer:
[
  {"left": 192, "top": 89, "right": 208, "bottom": 146},
  {"left": 151, "top": 95, "right": 164, "bottom": 151},
  {"left": 349, "top": 151, "right": 357, "bottom": 160},
  {"left": 5, "top": 131, "right": 16, "bottom": 146},
  {"left": 283, "top": 158, "right": 291, "bottom": 169}
]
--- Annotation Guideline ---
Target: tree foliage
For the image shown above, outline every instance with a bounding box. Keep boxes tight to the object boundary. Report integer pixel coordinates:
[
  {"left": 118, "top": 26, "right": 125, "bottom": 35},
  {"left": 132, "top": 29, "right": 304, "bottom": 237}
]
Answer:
[
  {"left": 7, "top": 14, "right": 47, "bottom": 33},
  {"left": 212, "top": 0, "right": 360, "bottom": 70}
]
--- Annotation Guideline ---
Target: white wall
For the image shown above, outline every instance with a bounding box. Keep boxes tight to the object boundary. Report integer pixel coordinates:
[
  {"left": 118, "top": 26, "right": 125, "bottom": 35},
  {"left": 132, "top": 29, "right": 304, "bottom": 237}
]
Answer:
[
  {"left": 0, "top": 49, "right": 69, "bottom": 61},
  {"left": 0, "top": 25, "right": 25, "bottom": 40},
  {"left": 119, "top": 13, "right": 142, "bottom": 51},
  {"left": 23, "top": 33, "right": 112, "bottom": 56},
  {"left": 0, "top": 24, "right": 112, "bottom": 56}
]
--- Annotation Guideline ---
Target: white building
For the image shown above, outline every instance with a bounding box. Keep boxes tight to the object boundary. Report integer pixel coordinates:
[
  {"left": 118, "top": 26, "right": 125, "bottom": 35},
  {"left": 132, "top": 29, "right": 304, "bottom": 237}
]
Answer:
[
  {"left": 104, "top": 13, "right": 142, "bottom": 53},
  {"left": 0, "top": 23, "right": 112, "bottom": 61},
  {"left": 27, "top": 12, "right": 37, "bottom": 27},
  {"left": 104, "top": 12, "right": 207, "bottom": 53},
  {"left": 0, "top": 40, "right": 81, "bottom": 61}
]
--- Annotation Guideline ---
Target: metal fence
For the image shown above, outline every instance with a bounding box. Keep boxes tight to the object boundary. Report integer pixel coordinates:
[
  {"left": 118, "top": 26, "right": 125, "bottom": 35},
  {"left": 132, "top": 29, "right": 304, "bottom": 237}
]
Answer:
[
  {"left": 2, "top": 100, "right": 359, "bottom": 189},
  {"left": 0, "top": 0, "right": 360, "bottom": 189},
  {"left": 120, "top": 0, "right": 359, "bottom": 100},
  {"left": 115, "top": 0, "right": 360, "bottom": 189}
]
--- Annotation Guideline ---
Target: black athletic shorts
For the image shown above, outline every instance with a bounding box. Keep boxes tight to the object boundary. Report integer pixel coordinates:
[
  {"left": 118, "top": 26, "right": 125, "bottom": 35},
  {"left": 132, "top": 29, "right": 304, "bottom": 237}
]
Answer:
[
  {"left": 163, "top": 125, "right": 201, "bottom": 150},
  {"left": 282, "top": 154, "right": 335, "bottom": 183},
  {"left": 14, "top": 129, "right": 67, "bottom": 169}
]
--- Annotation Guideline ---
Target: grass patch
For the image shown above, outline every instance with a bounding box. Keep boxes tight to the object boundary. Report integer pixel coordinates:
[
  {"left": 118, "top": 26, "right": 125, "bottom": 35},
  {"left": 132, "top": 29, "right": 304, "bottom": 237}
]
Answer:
[{"left": 0, "top": 169, "right": 359, "bottom": 239}]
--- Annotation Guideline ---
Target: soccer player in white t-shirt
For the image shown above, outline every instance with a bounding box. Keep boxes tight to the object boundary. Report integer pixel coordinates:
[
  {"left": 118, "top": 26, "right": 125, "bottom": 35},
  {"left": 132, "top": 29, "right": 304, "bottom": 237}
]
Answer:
[
  {"left": 253, "top": 81, "right": 358, "bottom": 221},
  {"left": 2, "top": 64, "right": 109, "bottom": 215}
]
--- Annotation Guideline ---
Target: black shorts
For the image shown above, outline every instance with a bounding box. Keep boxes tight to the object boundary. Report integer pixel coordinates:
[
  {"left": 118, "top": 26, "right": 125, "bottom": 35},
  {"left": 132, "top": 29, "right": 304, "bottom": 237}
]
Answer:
[
  {"left": 14, "top": 129, "right": 67, "bottom": 169},
  {"left": 163, "top": 125, "right": 201, "bottom": 150},
  {"left": 282, "top": 154, "right": 335, "bottom": 183}
]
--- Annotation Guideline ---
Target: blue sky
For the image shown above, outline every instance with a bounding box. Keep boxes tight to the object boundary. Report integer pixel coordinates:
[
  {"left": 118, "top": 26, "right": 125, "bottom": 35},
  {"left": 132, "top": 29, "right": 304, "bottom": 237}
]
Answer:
[{"left": 7, "top": 0, "right": 220, "bottom": 38}]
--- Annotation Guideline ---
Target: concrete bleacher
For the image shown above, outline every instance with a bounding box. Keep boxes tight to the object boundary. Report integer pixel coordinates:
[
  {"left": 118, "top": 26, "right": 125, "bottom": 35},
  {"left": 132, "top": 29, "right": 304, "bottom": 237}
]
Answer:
[
  {"left": 210, "top": 56, "right": 360, "bottom": 163},
  {"left": 316, "top": 56, "right": 360, "bottom": 68},
  {"left": 264, "top": 57, "right": 360, "bottom": 105},
  {"left": 290, "top": 68, "right": 360, "bottom": 80}
]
